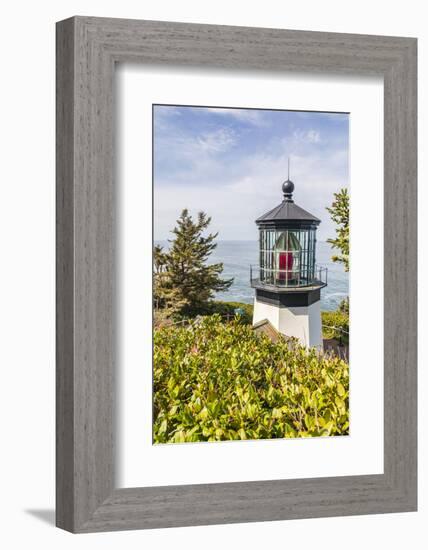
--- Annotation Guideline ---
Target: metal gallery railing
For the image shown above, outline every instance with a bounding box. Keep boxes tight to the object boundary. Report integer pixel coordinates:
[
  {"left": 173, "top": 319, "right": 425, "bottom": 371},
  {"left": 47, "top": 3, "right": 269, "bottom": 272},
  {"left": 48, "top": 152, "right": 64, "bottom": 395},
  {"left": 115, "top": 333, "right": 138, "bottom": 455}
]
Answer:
[{"left": 250, "top": 264, "right": 328, "bottom": 288}]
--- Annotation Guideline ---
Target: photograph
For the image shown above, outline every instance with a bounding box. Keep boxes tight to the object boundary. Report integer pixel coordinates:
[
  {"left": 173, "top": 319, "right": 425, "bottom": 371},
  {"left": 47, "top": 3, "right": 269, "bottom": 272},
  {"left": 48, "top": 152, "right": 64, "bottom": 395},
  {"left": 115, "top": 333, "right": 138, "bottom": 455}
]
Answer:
[{"left": 152, "top": 104, "right": 350, "bottom": 444}]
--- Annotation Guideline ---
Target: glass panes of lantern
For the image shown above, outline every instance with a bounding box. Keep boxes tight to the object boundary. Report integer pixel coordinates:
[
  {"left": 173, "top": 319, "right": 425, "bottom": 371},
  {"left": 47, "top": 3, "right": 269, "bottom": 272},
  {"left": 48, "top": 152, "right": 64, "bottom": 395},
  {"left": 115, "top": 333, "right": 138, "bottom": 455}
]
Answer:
[{"left": 259, "top": 228, "right": 317, "bottom": 287}]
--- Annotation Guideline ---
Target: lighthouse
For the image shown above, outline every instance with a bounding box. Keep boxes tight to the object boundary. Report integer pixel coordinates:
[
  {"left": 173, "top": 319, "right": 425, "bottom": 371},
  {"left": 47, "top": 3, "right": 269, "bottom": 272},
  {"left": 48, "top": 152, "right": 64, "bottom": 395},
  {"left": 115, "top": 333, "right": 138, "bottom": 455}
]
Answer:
[{"left": 251, "top": 170, "right": 327, "bottom": 349}]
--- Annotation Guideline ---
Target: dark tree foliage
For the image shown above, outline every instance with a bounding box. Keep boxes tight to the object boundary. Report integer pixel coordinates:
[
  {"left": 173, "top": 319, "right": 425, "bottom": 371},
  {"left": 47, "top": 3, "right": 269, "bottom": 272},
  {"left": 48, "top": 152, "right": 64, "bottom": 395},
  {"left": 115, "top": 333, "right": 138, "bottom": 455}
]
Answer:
[{"left": 154, "top": 209, "right": 233, "bottom": 316}]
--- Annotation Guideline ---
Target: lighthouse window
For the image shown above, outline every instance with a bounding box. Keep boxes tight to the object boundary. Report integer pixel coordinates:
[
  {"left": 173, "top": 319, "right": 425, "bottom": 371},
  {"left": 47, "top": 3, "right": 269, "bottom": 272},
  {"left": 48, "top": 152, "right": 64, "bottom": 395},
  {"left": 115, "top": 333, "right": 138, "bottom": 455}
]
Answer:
[
  {"left": 258, "top": 226, "right": 319, "bottom": 287},
  {"left": 259, "top": 229, "right": 276, "bottom": 284}
]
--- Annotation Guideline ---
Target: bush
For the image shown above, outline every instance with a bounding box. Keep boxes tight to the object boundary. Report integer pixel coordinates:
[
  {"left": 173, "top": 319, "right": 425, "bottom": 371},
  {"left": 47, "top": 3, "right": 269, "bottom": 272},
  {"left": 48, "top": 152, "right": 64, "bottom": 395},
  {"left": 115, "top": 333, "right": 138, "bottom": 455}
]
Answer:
[
  {"left": 202, "top": 300, "right": 254, "bottom": 324},
  {"left": 338, "top": 296, "right": 349, "bottom": 314},
  {"left": 153, "top": 315, "right": 349, "bottom": 444},
  {"left": 322, "top": 309, "right": 349, "bottom": 345}
]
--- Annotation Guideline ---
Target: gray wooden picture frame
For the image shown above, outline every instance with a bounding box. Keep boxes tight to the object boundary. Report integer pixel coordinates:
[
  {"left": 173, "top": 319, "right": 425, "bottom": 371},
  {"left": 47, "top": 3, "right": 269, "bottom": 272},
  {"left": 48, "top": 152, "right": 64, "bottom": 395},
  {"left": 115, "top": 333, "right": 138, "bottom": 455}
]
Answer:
[{"left": 56, "top": 16, "right": 417, "bottom": 533}]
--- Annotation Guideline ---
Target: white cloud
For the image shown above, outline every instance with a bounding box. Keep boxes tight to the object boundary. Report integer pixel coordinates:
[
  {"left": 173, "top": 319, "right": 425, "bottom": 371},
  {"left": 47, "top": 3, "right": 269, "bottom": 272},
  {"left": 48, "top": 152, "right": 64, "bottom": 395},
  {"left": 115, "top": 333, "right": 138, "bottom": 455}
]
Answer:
[
  {"left": 196, "top": 128, "right": 237, "bottom": 153},
  {"left": 307, "top": 130, "right": 321, "bottom": 143},
  {"left": 154, "top": 147, "right": 348, "bottom": 242},
  {"left": 292, "top": 129, "right": 321, "bottom": 143},
  {"left": 154, "top": 110, "right": 348, "bottom": 242},
  {"left": 200, "top": 107, "right": 269, "bottom": 127},
  {"left": 154, "top": 127, "right": 237, "bottom": 172}
]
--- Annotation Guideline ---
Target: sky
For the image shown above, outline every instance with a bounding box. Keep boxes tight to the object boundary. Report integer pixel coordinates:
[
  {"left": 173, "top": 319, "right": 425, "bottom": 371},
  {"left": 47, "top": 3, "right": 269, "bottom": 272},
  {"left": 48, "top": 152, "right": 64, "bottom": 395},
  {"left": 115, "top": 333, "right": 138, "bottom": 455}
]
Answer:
[{"left": 153, "top": 105, "right": 349, "bottom": 242}]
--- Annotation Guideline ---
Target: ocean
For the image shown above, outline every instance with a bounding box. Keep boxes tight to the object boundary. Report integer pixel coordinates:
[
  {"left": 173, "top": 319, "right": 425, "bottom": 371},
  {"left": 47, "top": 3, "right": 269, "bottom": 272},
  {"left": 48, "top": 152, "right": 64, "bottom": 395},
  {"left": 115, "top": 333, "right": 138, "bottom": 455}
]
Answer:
[{"left": 155, "top": 240, "right": 348, "bottom": 312}]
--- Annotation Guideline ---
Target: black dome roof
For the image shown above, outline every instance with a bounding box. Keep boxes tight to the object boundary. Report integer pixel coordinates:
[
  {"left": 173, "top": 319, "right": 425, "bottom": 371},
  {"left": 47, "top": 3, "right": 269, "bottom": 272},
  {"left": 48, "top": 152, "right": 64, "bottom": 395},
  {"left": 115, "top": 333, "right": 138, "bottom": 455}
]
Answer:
[{"left": 256, "top": 200, "right": 320, "bottom": 225}]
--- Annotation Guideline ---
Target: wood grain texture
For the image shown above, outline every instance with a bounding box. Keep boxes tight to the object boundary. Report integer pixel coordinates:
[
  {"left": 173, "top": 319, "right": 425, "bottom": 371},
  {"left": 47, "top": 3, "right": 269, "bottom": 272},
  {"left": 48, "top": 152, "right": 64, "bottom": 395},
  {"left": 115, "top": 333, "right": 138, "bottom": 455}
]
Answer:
[
  {"left": 56, "top": 16, "right": 417, "bottom": 533},
  {"left": 56, "top": 17, "right": 76, "bottom": 532}
]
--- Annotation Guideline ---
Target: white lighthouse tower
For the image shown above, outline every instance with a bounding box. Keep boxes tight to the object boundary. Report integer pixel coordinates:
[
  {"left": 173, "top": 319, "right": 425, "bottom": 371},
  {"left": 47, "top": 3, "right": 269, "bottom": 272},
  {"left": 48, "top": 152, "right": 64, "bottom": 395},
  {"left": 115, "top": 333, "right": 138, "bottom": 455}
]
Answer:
[{"left": 251, "top": 170, "right": 327, "bottom": 349}]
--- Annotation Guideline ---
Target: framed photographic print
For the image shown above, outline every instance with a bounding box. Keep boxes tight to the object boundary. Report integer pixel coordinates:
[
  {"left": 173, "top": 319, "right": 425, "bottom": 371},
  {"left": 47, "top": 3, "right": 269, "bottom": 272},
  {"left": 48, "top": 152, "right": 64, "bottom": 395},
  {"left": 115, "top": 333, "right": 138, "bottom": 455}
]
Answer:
[{"left": 56, "top": 17, "right": 417, "bottom": 532}]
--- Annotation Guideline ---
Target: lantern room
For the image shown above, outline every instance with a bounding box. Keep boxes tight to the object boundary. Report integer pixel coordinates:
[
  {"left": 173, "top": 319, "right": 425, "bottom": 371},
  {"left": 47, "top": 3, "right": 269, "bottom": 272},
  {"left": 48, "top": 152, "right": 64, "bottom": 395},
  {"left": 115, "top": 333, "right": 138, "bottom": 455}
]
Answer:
[
  {"left": 251, "top": 178, "right": 327, "bottom": 290},
  {"left": 258, "top": 226, "right": 317, "bottom": 287}
]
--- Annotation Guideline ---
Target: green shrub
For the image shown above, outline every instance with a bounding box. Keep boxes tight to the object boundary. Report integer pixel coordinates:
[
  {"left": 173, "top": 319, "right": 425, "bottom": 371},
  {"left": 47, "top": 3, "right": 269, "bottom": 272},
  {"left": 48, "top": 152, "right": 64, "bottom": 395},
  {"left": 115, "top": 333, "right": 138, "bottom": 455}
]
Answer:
[
  {"left": 338, "top": 296, "right": 349, "bottom": 314},
  {"left": 153, "top": 315, "right": 349, "bottom": 444},
  {"left": 322, "top": 310, "right": 349, "bottom": 345},
  {"left": 202, "top": 300, "right": 254, "bottom": 324}
]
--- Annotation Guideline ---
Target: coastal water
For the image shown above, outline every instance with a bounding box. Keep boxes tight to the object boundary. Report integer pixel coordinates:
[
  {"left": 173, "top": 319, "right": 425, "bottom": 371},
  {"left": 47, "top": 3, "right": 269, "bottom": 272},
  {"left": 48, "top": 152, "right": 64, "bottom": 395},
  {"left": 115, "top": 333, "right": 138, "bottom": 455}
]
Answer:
[{"left": 155, "top": 240, "right": 348, "bottom": 312}]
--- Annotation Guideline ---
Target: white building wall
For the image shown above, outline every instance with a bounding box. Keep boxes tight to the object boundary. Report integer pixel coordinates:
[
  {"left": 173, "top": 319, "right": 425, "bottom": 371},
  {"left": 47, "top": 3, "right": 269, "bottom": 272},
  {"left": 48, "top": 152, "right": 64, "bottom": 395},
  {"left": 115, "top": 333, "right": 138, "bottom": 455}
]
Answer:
[
  {"left": 253, "top": 298, "right": 322, "bottom": 349},
  {"left": 306, "top": 300, "right": 322, "bottom": 348},
  {"left": 253, "top": 298, "right": 280, "bottom": 329}
]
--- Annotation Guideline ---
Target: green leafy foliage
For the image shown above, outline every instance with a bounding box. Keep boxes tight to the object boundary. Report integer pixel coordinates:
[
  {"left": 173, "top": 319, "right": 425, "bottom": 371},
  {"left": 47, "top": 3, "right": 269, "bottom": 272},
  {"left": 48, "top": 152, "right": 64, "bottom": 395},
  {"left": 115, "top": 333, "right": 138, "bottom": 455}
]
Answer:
[
  {"left": 338, "top": 296, "right": 349, "bottom": 315},
  {"left": 202, "top": 301, "right": 254, "bottom": 325},
  {"left": 326, "top": 188, "right": 349, "bottom": 272},
  {"left": 153, "top": 315, "right": 349, "bottom": 444},
  {"left": 322, "top": 309, "right": 349, "bottom": 345}
]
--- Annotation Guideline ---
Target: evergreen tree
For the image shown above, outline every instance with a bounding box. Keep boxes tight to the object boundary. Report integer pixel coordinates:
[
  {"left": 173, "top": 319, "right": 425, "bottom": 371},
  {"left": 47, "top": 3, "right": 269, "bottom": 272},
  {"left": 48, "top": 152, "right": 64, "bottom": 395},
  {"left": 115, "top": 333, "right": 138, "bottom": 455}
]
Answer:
[
  {"left": 153, "top": 244, "right": 166, "bottom": 274},
  {"left": 154, "top": 209, "right": 233, "bottom": 316},
  {"left": 153, "top": 244, "right": 187, "bottom": 317},
  {"left": 326, "top": 188, "right": 349, "bottom": 272}
]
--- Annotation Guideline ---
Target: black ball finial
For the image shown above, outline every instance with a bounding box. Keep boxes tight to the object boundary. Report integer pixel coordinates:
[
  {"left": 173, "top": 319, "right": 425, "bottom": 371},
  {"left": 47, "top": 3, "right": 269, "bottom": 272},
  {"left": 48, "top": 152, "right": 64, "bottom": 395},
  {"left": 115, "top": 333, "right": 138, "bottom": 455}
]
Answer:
[{"left": 282, "top": 179, "right": 294, "bottom": 202}]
